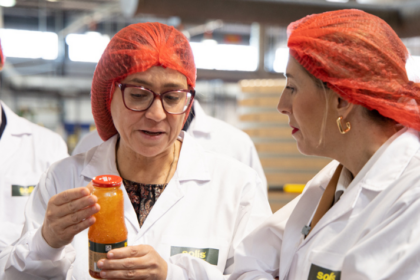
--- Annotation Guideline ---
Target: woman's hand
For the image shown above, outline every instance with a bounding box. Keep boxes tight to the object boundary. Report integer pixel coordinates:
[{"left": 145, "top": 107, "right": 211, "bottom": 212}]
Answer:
[
  {"left": 97, "top": 245, "right": 168, "bottom": 280},
  {"left": 41, "top": 184, "right": 100, "bottom": 248}
]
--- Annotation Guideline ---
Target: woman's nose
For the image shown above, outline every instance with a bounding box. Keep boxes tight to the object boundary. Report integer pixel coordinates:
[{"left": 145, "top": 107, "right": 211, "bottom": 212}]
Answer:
[
  {"left": 277, "top": 92, "right": 291, "bottom": 115},
  {"left": 145, "top": 97, "right": 167, "bottom": 122}
]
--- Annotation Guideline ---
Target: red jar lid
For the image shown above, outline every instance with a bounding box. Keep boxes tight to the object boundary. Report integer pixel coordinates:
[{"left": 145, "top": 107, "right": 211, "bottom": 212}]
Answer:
[{"left": 92, "top": 175, "right": 122, "bottom": 188}]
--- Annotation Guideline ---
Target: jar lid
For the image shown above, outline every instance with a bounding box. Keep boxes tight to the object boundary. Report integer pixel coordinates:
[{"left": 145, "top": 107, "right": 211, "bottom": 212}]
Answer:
[{"left": 92, "top": 175, "right": 122, "bottom": 188}]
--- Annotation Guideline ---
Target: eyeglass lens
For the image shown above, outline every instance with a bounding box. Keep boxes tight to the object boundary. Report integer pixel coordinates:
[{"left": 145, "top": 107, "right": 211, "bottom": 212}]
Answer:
[{"left": 124, "top": 87, "right": 192, "bottom": 114}]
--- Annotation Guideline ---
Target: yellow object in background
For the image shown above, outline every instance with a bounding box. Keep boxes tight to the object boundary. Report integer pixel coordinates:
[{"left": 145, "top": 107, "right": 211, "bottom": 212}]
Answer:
[{"left": 283, "top": 184, "right": 305, "bottom": 193}]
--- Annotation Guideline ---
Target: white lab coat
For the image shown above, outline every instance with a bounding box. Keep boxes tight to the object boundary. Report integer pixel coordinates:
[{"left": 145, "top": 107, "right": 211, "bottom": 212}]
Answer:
[
  {"left": 72, "top": 100, "right": 267, "bottom": 195},
  {"left": 231, "top": 128, "right": 420, "bottom": 280},
  {"left": 0, "top": 101, "right": 68, "bottom": 251},
  {"left": 2, "top": 131, "right": 272, "bottom": 280},
  {"left": 188, "top": 101, "right": 267, "bottom": 194}
]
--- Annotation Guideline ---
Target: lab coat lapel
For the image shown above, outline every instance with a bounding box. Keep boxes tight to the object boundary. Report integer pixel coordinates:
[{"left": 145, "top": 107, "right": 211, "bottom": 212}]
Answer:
[
  {"left": 135, "top": 132, "right": 211, "bottom": 240},
  {"left": 80, "top": 135, "right": 141, "bottom": 235},
  {"left": 0, "top": 102, "right": 33, "bottom": 167},
  {"left": 280, "top": 128, "right": 419, "bottom": 280},
  {"left": 136, "top": 176, "right": 184, "bottom": 240},
  {"left": 302, "top": 178, "right": 361, "bottom": 245},
  {"left": 303, "top": 128, "right": 419, "bottom": 243},
  {"left": 279, "top": 161, "right": 339, "bottom": 280},
  {"left": 0, "top": 126, "right": 17, "bottom": 167}
]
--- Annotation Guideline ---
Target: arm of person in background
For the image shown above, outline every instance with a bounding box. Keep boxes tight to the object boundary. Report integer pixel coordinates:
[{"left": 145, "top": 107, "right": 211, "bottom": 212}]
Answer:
[
  {"left": 248, "top": 139, "right": 268, "bottom": 197},
  {"left": 1, "top": 169, "right": 99, "bottom": 279},
  {"left": 229, "top": 195, "right": 300, "bottom": 280}
]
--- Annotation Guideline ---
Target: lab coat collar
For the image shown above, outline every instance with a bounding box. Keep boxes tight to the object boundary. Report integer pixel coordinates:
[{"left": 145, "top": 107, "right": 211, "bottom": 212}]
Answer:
[
  {"left": 336, "top": 167, "right": 352, "bottom": 194},
  {"left": 81, "top": 131, "right": 212, "bottom": 238},
  {"left": 0, "top": 100, "right": 33, "bottom": 136},
  {"left": 80, "top": 131, "right": 212, "bottom": 182},
  {"left": 176, "top": 131, "right": 212, "bottom": 181},
  {"left": 188, "top": 100, "right": 212, "bottom": 135},
  {"left": 0, "top": 101, "right": 35, "bottom": 167},
  {"left": 307, "top": 128, "right": 419, "bottom": 240},
  {"left": 80, "top": 134, "right": 120, "bottom": 179},
  {"left": 358, "top": 127, "right": 418, "bottom": 192},
  {"left": 314, "top": 128, "right": 418, "bottom": 194}
]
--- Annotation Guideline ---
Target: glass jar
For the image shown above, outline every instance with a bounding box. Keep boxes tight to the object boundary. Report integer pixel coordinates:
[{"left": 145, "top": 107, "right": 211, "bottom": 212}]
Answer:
[{"left": 88, "top": 175, "right": 128, "bottom": 279}]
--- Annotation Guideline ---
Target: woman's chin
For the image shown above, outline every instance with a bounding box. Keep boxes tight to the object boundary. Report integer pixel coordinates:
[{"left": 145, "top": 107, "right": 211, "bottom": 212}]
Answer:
[
  {"left": 296, "top": 142, "right": 314, "bottom": 156},
  {"left": 133, "top": 145, "right": 167, "bottom": 158}
]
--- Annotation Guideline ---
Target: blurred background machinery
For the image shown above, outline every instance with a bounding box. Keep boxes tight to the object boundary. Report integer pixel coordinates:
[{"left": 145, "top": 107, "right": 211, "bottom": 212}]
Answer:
[{"left": 1, "top": 0, "right": 419, "bottom": 210}]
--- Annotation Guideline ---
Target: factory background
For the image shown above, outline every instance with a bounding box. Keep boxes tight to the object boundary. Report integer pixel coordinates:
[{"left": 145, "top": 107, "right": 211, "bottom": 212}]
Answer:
[{"left": 1, "top": 0, "right": 419, "bottom": 210}]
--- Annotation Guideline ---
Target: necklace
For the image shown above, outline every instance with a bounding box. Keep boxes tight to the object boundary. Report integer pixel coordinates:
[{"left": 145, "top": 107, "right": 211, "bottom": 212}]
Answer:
[
  {"left": 164, "top": 142, "right": 177, "bottom": 186},
  {"left": 115, "top": 138, "right": 177, "bottom": 186}
]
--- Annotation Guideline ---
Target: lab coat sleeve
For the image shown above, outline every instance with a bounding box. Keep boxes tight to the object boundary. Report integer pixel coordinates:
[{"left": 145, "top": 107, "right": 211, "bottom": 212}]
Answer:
[
  {"left": 341, "top": 187, "right": 420, "bottom": 279},
  {"left": 2, "top": 169, "right": 76, "bottom": 279},
  {"left": 224, "top": 172, "right": 273, "bottom": 275},
  {"left": 229, "top": 196, "right": 301, "bottom": 280},
  {"left": 248, "top": 141, "right": 268, "bottom": 197}
]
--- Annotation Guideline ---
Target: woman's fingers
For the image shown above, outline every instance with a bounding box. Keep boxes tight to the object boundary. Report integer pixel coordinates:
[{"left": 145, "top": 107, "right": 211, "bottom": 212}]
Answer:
[
  {"left": 100, "top": 268, "right": 149, "bottom": 279},
  {"left": 42, "top": 186, "right": 99, "bottom": 249},
  {"left": 60, "top": 215, "right": 97, "bottom": 241},
  {"left": 51, "top": 187, "right": 91, "bottom": 206},
  {"left": 61, "top": 203, "right": 100, "bottom": 230},
  {"left": 97, "top": 245, "right": 168, "bottom": 280},
  {"left": 107, "top": 245, "right": 151, "bottom": 259},
  {"left": 54, "top": 194, "right": 98, "bottom": 219},
  {"left": 98, "top": 256, "right": 150, "bottom": 270}
]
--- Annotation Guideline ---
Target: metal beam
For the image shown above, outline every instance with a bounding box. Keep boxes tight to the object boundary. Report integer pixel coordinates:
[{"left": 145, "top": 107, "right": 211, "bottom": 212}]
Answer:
[
  {"left": 197, "top": 69, "right": 283, "bottom": 82},
  {"left": 58, "top": 3, "right": 120, "bottom": 38},
  {"left": 127, "top": 0, "right": 420, "bottom": 37}
]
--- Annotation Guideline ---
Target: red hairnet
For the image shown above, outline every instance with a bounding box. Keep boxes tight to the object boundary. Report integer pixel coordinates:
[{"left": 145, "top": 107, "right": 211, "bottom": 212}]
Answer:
[
  {"left": 92, "top": 22, "right": 196, "bottom": 141},
  {"left": 287, "top": 9, "right": 420, "bottom": 131}
]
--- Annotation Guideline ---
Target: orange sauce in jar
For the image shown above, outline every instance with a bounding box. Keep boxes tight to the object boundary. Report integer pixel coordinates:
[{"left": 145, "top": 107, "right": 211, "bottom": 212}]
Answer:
[{"left": 88, "top": 175, "right": 128, "bottom": 279}]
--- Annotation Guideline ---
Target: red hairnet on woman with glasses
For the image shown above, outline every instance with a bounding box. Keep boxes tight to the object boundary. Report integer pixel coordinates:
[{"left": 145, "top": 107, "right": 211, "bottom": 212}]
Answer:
[
  {"left": 230, "top": 9, "right": 420, "bottom": 280},
  {"left": 2, "top": 23, "right": 271, "bottom": 279}
]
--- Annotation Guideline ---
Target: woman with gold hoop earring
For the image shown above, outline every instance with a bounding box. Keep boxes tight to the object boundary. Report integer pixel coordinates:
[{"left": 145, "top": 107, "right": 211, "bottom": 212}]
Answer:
[{"left": 231, "top": 9, "right": 420, "bottom": 280}]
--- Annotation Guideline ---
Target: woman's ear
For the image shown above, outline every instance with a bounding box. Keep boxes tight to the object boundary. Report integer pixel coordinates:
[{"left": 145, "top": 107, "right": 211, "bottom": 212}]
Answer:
[{"left": 332, "top": 92, "right": 354, "bottom": 118}]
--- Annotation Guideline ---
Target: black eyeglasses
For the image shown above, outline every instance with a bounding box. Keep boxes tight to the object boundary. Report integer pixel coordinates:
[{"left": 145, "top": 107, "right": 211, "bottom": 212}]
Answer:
[{"left": 117, "top": 83, "right": 195, "bottom": 115}]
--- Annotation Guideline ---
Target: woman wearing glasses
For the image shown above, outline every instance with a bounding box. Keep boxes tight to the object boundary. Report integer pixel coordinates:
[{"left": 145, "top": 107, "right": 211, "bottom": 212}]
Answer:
[{"left": 3, "top": 23, "right": 271, "bottom": 279}]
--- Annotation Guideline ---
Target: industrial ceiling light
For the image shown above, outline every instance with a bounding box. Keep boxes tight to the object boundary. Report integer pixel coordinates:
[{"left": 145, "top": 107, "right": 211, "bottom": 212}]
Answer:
[{"left": 0, "top": 0, "right": 16, "bottom": 7}]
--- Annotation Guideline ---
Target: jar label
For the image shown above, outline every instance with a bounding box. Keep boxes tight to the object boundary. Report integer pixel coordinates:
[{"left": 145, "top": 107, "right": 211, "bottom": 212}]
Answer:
[{"left": 89, "top": 240, "right": 127, "bottom": 272}]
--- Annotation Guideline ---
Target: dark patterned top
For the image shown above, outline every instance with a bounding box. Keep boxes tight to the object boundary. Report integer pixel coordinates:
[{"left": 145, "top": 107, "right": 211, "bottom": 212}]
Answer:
[{"left": 123, "top": 178, "right": 167, "bottom": 227}]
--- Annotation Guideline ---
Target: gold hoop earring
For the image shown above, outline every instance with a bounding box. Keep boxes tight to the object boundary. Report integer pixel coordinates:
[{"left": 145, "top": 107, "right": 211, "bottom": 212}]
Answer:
[{"left": 336, "top": 116, "right": 351, "bottom": 134}]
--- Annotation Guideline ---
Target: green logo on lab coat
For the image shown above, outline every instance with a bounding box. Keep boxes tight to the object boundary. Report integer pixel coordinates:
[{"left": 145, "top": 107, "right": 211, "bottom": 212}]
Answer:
[
  {"left": 170, "top": 246, "right": 219, "bottom": 265},
  {"left": 11, "top": 185, "right": 36, "bottom": 196},
  {"left": 308, "top": 264, "right": 341, "bottom": 280}
]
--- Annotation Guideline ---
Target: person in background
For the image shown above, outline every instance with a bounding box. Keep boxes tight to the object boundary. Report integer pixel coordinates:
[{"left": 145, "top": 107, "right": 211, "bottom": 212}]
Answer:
[
  {"left": 230, "top": 9, "right": 420, "bottom": 280},
  {"left": 2, "top": 22, "right": 271, "bottom": 279},
  {"left": 0, "top": 42, "right": 68, "bottom": 252},
  {"left": 73, "top": 99, "right": 268, "bottom": 196}
]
